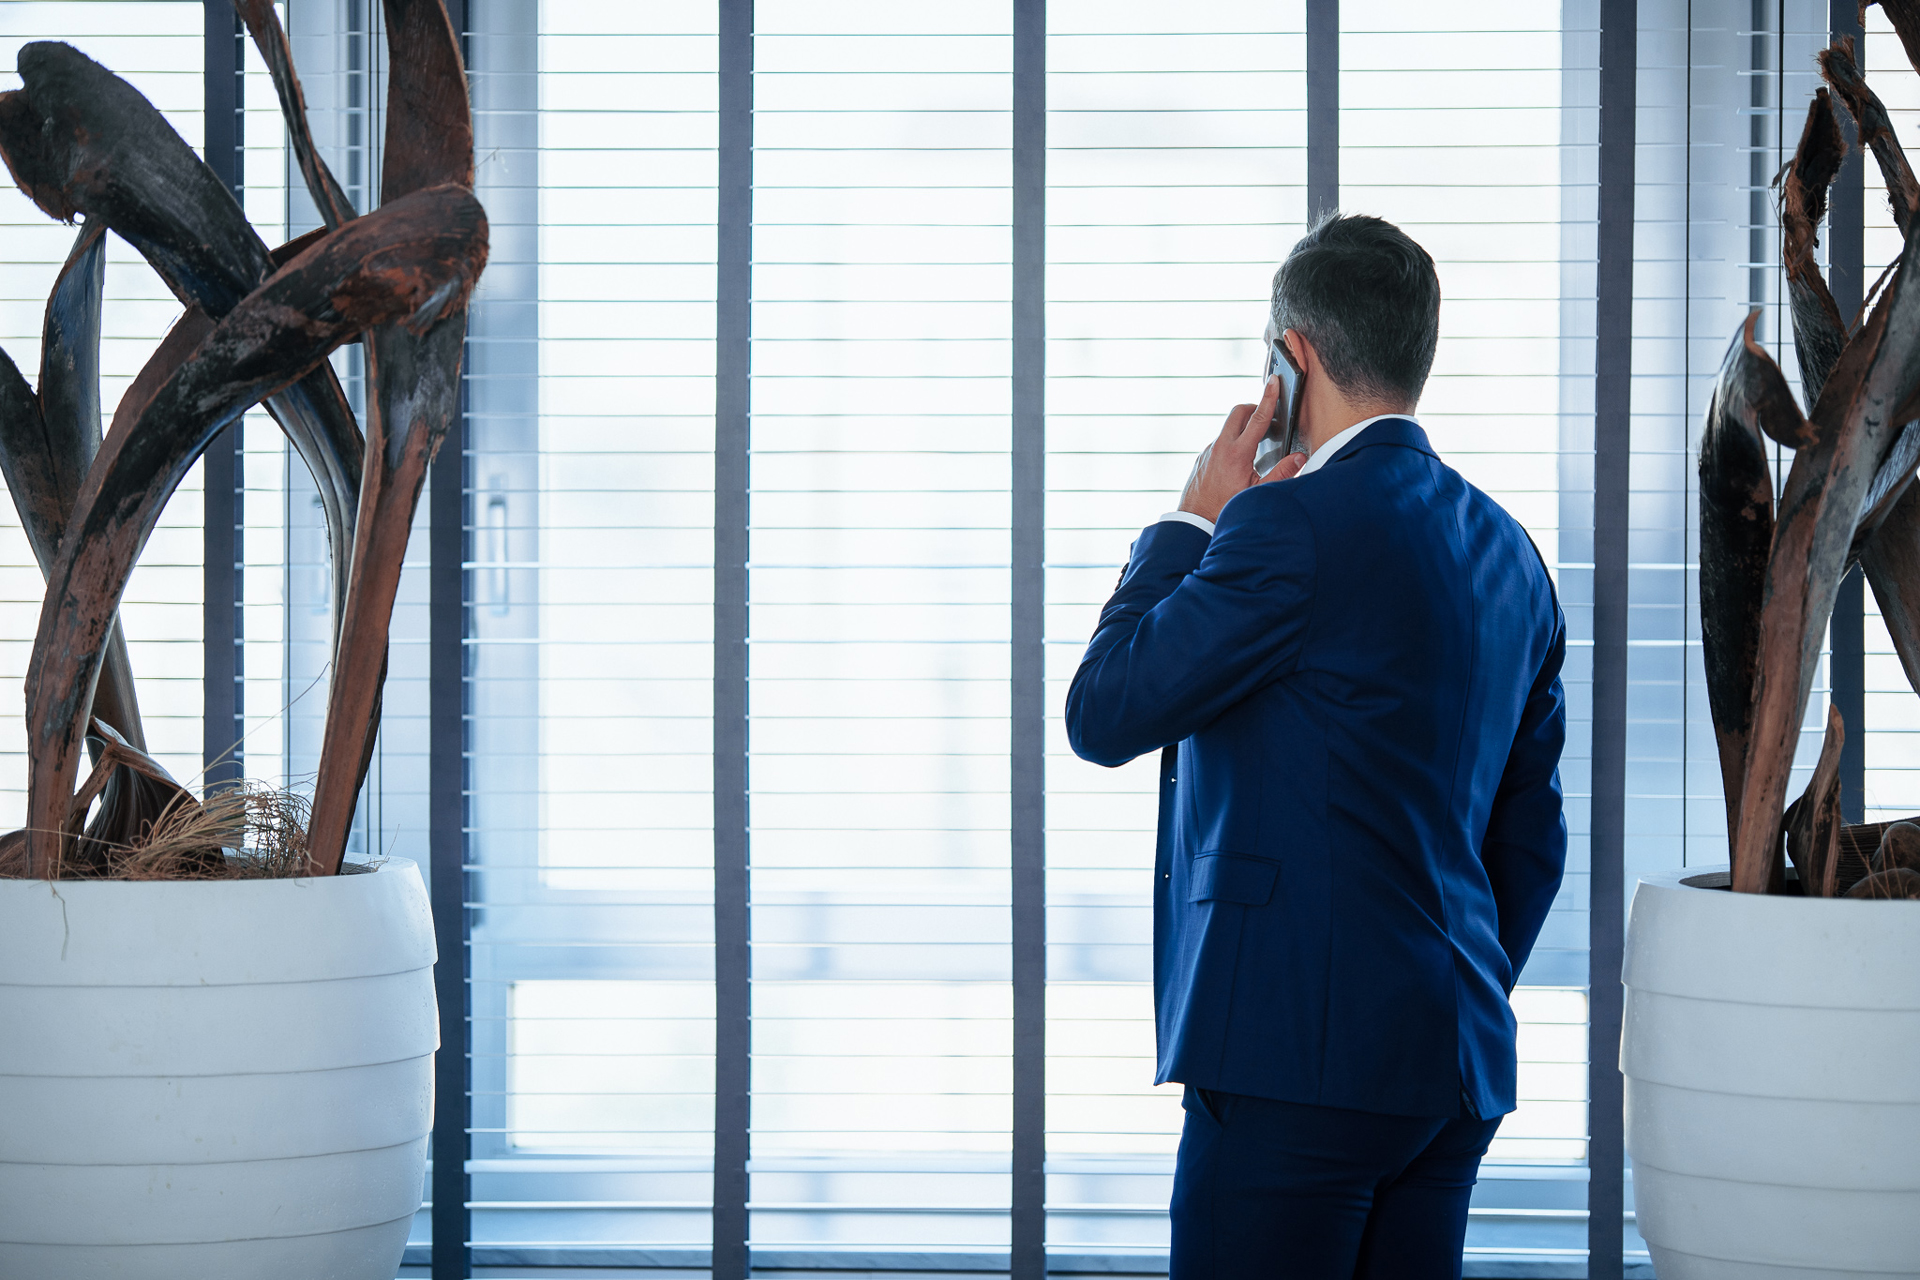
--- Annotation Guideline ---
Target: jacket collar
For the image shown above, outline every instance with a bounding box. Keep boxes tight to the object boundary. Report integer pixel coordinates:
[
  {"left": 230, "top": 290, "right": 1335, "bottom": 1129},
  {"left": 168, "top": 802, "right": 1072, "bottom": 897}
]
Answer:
[{"left": 1312, "top": 415, "right": 1434, "bottom": 469}]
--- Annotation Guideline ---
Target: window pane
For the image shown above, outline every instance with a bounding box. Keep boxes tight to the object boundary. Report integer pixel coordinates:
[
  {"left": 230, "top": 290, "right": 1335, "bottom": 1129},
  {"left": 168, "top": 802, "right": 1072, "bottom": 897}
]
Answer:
[
  {"left": 471, "top": 0, "right": 719, "bottom": 1255},
  {"left": 748, "top": 0, "right": 1015, "bottom": 1254},
  {"left": 1043, "top": 0, "right": 1306, "bottom": 1260}
]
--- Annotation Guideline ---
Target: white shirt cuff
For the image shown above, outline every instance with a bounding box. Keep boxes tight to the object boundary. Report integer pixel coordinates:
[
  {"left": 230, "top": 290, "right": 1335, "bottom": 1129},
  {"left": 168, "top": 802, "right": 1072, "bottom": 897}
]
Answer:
[{"left": 1158, "top": 510, "right": 1217, "bottom": 537}]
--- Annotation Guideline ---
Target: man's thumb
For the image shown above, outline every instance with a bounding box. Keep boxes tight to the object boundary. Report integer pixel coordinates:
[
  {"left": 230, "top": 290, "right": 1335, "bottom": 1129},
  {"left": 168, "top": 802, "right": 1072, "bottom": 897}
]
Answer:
[{"left": 1261, "top": 451, "right": 1308, "bottom": 483}]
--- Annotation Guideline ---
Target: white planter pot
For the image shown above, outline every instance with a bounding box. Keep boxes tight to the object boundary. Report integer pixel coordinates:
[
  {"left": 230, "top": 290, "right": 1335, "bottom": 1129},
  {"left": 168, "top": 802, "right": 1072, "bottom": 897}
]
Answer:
[
  {"left": 1622, "top": 864, "right": 1920, "bottom": 1279},
  {"left": 0, "top": 858, "right": 437, "bottom": 1280}
]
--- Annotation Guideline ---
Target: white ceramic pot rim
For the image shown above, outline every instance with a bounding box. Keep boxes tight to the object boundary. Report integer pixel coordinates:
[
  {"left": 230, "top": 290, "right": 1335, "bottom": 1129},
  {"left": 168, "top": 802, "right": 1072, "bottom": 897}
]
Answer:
[
  {"left": 1640, "top": 863, "right": 1920, "bottom": 893},
  {"left": 0, "top": 856, "right": 433, "bottom": 987},
  {"left": 1625, "top": 863, "right": 1920, "bottom": 1013}
]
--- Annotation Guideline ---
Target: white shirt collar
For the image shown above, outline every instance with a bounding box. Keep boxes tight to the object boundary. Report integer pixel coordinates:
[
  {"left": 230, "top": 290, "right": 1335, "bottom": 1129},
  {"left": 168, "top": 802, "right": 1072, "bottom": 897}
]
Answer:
[
  {"left": 1294, "top": 414, "right": 1418, "bottom": 477},
  {"left": 1155, "top": 414, "right": 1421, "bottom": 539}
]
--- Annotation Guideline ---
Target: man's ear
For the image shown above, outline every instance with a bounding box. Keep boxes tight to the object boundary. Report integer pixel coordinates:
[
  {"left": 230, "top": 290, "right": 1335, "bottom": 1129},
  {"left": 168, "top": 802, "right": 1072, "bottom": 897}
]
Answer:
[{"left": 1283, "top": 328, "right": 1313, "bottom": 375}]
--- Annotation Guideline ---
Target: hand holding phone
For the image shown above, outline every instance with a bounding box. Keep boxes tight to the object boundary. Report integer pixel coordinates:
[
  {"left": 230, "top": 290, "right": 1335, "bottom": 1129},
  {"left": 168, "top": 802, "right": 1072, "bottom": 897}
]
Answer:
[
  {"left": 1177, "top": 369, "right": 1301, "bottom": 523},
  {"left": 1254, "top": 331, "right": 1307, "bottom": 477}
]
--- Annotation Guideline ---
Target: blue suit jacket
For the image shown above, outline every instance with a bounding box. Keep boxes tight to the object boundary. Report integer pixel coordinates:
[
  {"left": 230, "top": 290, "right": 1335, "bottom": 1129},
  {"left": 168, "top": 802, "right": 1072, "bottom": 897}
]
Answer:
[{"left": 1066, "top": 419, "right": 1566, "bottom": 1119}]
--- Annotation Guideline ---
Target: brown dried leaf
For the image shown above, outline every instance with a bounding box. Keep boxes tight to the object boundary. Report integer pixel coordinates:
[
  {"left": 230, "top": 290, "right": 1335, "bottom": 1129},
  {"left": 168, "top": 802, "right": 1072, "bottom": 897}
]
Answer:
[
  {"left": 20, "top": 186, "right": 488, "bottom": 875},
  {"left": 1700, "top": 316, "right": 1780, "bottom": 819},
  {"left": 1843, "top": 866, "right": 1920, "bottom": 898},
  {"left": 1874, "top": 820, "right": 1920, "bottom": 874},
  {"left": 1780, "top": 90, "right": 1849, "bottom": 404},
  {"left": 1821, "top": 36, "right": 1920, "bottom": 238},
  {"left": 1731, "top": 214, "right": 1920, "bottom": 893},
  {"left": 1784, "top": 705, "right": 1845, "bottom": 896}
]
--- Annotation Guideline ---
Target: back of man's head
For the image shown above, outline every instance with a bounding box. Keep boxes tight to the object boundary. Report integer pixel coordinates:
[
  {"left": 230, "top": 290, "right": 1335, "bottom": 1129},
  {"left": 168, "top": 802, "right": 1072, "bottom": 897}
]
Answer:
[{"left": 1271, "top": 213, "right": 1440, "bottom": 407}]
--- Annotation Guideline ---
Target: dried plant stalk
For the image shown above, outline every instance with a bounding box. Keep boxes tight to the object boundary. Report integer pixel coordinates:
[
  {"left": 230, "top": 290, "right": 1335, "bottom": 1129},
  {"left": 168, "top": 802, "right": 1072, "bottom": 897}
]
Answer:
[
  {"left": 306, "top": 0, "right": 477, "bottom": 875},
  {"left": 0, "top": 776, "right": 324, "bottom": 881},
  {"left": 1875, "top": 821, "right": 1920, "bottom": 873},
  {"left": 1699, "top": 317, "right": 1780, "bottom": 820},
  {"left": 1863, "top": 482, "right": 1920, "bottom": 695},
  {"left": 1844, "top": 866, "right": 1920, "bottom": 898},
  {"left": 66, "top": 720, "right": 218, "bottom": 878},
  {"left": 0, "top": 2, "right": 482, "bottom": 879},
  {"left": 20, "top": 186, "right": 486, "bottom": 875},
  {"left": 1821, "top": 37, "right": 1920, "bottom": 239},
  {"left": 1780, "top": 90, "right": 1849, "bottom": 404},
  {"left": 1784, "top": 706, "right": 1846, "bottom": 896},
  {"left": 0, "top": 222, "right": 144, "bottom": 765},
  {"left": 0, "top": 39, "right": 366, "bottom": 638},
  {"left": 1729, "top": 215, "right": 1920, "bottom": 894},
  {"left": 1706, "top": 37, "right": 1920, "bottom": 894}
]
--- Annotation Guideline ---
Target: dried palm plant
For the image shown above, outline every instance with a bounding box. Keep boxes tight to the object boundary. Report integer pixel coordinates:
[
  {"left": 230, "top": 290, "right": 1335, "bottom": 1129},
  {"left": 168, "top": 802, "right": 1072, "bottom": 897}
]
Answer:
[
  {"left": 0, "top": 0, "right": 484, "bottom": 879},
  {"left": 1702, "top": 2, "right": 1920, "bottom": 898}
]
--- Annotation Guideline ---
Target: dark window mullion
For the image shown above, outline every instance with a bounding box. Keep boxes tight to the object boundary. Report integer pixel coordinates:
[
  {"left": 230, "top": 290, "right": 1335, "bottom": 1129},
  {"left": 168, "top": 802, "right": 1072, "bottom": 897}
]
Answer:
[
  {"left": 1308, "top": 0, "right": 1338, "bottom": 218},
  {"left": 1011, "top": 1, "right": 1046, "bottom": 1277},
  {"left": 202, "top": 0, "right": 244, "bottom": 791},
  {"left": 1591, "top": 3, "right": 1637, "bottom": 1278},
  {"left": 430, "top": 5, "right": 474, "bottom": 1276},
  {"left": 713, "top": 2, "right": 753, "bottom": 1277}
]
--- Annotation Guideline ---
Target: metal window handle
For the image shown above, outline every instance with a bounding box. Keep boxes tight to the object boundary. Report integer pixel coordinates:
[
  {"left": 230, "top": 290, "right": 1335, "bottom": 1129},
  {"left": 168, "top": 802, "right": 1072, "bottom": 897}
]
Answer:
[{"left": 485, "top": 490, "right": 509, "bottom": 614}]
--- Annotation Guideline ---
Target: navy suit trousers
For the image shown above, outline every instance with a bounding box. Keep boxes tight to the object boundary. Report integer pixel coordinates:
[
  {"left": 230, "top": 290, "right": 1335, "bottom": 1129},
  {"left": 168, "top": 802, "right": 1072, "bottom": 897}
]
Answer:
[{"left": 1169, "top": 1087, "right": 1501, "bottom": 1279}]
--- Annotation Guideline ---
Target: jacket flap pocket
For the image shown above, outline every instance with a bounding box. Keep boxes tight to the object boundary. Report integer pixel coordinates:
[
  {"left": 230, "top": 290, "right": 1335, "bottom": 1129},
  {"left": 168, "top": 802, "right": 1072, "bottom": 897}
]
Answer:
[{"left": 1187, "top": 852, "right": 1278, "bottom": 906}]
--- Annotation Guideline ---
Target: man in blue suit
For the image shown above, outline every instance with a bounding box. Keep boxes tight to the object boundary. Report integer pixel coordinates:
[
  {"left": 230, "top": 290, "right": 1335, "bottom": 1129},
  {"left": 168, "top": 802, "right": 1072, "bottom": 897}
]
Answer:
[{"left": 1066, "top": 214, "right": 1567, "bottom": 1279}]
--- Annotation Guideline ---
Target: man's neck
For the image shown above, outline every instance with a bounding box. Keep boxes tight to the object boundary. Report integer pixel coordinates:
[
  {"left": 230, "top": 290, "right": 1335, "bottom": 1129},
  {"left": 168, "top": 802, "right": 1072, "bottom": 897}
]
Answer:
[{"left": 1301, "top": 403, "right": 1415, "bottom": 457}]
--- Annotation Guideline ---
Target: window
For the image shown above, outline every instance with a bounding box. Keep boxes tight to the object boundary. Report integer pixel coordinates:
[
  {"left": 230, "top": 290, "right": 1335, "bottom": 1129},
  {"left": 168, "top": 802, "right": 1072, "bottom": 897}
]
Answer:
[
  {"left": 748, "top": 0, "right": 1015, "bottom": 1256},
  {"left": 252, "top": 1, "right": 1617, "bottom": 1270},
  {"left": 15, "top": 2, "right": 1856, "bottom": 1273}
]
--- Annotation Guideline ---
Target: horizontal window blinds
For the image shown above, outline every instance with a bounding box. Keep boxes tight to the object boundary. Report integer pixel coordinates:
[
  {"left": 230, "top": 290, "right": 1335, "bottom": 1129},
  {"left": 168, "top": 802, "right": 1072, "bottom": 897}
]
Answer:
[
  {"left": 1042, "top": 0, "right": 1305, "bottom": 1260},
  {"left": 748, "top": 0, "right": 1015, "bottom": 1256},
  {"left": 465, "top": 0, "right": 721, "bottom": 1255},
  {"left": 250, "top": 0, "right": 1658, "bottom": 1268},
  {"left": 0, "top": 3, "right": 207, "bottom": 805}
]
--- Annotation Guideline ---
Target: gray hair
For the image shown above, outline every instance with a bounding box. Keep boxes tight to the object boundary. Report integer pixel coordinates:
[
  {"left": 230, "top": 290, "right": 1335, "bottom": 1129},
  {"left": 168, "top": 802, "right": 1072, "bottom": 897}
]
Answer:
[{"left": 1270, "top": 212, "right": 1440, "bottom": 405}]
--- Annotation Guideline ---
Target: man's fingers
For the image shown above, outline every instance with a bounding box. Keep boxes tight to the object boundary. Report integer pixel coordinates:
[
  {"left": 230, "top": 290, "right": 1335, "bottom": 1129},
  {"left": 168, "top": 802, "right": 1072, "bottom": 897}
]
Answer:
[
  {"left": 1217, "top": 402, "right": 1255, "bottom": 444},
  {"left": 1239, "top": 375, "right": 1281, "bottom": 445},
  {"left": 1260, "top": 450, "right": 1308, "bottom": 484}
]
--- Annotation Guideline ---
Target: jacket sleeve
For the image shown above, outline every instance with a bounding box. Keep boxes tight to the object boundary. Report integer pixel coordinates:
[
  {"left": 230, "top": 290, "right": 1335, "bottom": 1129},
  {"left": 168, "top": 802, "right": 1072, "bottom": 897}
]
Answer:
[
  {"left": 1481, "top": 608, "right": 1569, "bottom": 987},
  {"left": 1065, "top": 484, "right": 1317, "bottom": 768}
]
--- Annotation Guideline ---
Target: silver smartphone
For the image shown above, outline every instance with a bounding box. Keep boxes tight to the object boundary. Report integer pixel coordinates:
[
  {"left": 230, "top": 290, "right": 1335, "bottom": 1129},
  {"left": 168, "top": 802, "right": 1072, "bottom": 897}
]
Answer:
[{"left": 1254, "top": 329, "right": 1307, "bottom": 476}]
